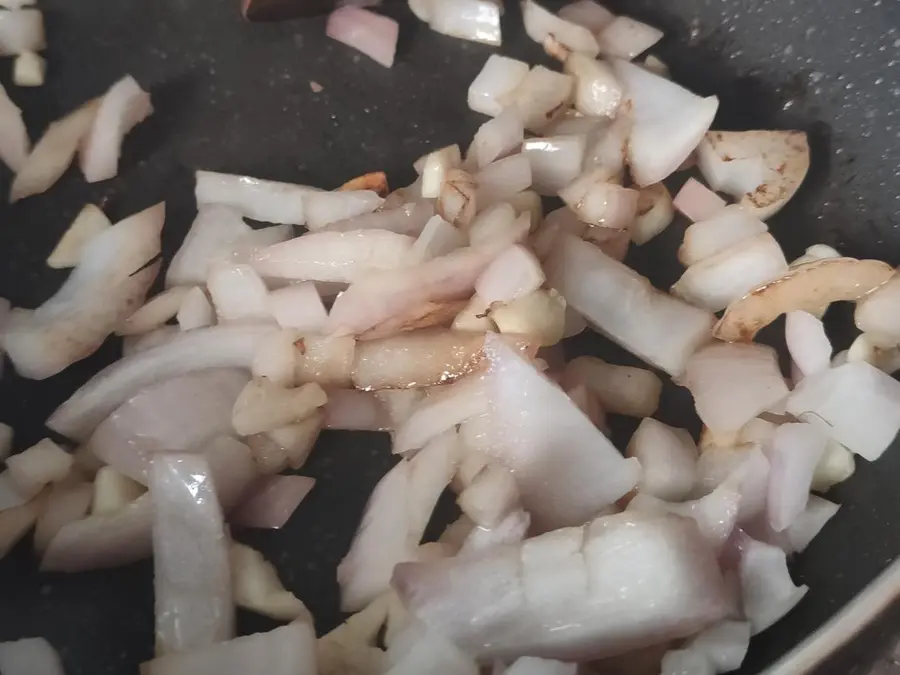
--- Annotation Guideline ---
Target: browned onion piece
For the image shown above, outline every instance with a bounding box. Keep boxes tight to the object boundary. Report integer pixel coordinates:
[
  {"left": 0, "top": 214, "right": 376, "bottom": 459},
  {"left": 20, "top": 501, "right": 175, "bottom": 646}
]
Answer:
[{"left": 357, "top": 299, "right": 469, "bottom": 341}]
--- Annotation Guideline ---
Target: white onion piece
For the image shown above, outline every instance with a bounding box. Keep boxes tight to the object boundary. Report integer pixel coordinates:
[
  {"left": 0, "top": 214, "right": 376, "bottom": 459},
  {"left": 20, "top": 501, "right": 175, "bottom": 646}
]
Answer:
[
  {"left": 142, "top": 623, "right": 316, "bottom": 675},
  {"left": 631, "top": 183, "right": 673, "bottom": 244},
  {"left": 459, "top": 508, "right": 530, "bottom": 555},
  {"left": 660, "top": 649, "right": 714, "bottom": 675},
  {"left": 3, "top": 203, "right": 163, "bottom": 380},
  {"left": 738, "top": 535, "right": 808, "bottom": 634},
  {"left": 429, "top": 0, "right": 501, "bottom": 45},
  {"left": 83, "top": 369, "right": 248, "bottom": 483},
  {"left": 683, "top": 343, "right": 788, "bottom": 435},
  {"left": 91, "top": 467, "right": 145, "bottom": 515},
  {"left": 470, "top": 210, "right": 530, "bottom": 249},
  {"left": 46, "top": 204, "right": 112, "bottom": 269},
  {"left": 508, "top": 189, "right": 543, "bottom": 229},
  {"left": 177, "top": 287, "right": 215, "bottom": 331},
  {"left": 785, "top": 310, "right": 831, "bottom": 379},
  {"left": 697, "top": 445, "right": 770, "bottom": 522},
  {"left": 195, "top": 171, "right": 318, "bottom": 225},
  {"left": 563, "top": 54, "right": 622, "bottom": 119},
  {"left": 505, "top": 656, "right": 576, "bottom": 675},
  {"left": 375, "top": 389, "right": 426, "bottom": 427},
  {"left": 468, "top": 55, "right": 529, "bottom": 117},
  {"left": 394, "top": 512, "right": 732, "bottom": 661},
  {"left": 294, "top": 334, "right": 356, "bottom": 387},
  {"left": 688, "top": 621, "right": 751, "bottom": 673},
  {"left": 696, "top": 135, "right": 766, "bottom": 198},
  {"left": 597, "top": 16, "right": 662, "bottom": 60},
  {"left": 326, "top": 6, "right": 398, "bottom": 67},
  {"left": 548, "top": 233, "right": 714, "bottom": 376},
  {"left": 438, "top": 168, "right": 478, "bottom": 229},
  {"left": 522, "top": 0, "right": 599, "bottom": 56},
  {"left": 673, "top": 177, "right": 726, "bottom": 223},
  {"left": 393, "top": 376, "right": 487, "bottom": 454},
  {"left": 228, "top": 225, "right": 292, "bottom": 265},
  {"left": 324, "top": 389, "right": 391, "bottom": 431},
  {"left": 475, "top": 245, "right": 544, "bottom": 304},
  {"left": 679, "top": 206, "right": 767, "bottom": 268},
  {"left": 672, "top": 232, "right": 788, "bottom": 312},
  {"left": 123, "top": 325, "right": 181, "bottom": 355},
  {"left": 79, "top": 75, "right": 153, "bottom": 183},
  {"left": 855, "top": 274, "right": 900, "bottom": 344},
  {"left": 118, "top": 286, "right": 191, "bottom": 336},
  {"left": 305, "top": 190, "right": 384, "bottom": 230},
  {"left": 207, "top": 263, "right": 271, "bottom": 322},
  {"left": 232, "top": 379, "right": 326, "bottom": 436},
  {"left": 327, "top": 245, "right": 501, "bottom": 337},
  {"left": 510, "top": 66, "right": 575, "bottom": 133},
  {"left": 0, "top": 84, "right": 29, "bottom": 171},
  {"left": 627, "top": 418, "right": 697, "bottom": 501},
  {"left": 582, "top": 115, "right": 630, "bottom": 179},
  {"left": 467, "top": 107, "right": 524, "bottom": 171},
  {"left": 152, "top": 453, "right": 233, "bottom": 654},
  {"left": 786, "top": 361, "right": 900, "bottom": 461},
  {"left": 34, "top": 480, "right": 93, "bottom": 553},
  {"left": 766, "top": 423, "right": 827, "bottom": 532},
  {"left": 531, "top": 206, "right": 585, "bottom": 259},
  {"left": 6, "top": 439, "right": 72, "bottom": 498},
  {"left": 48, "top": 324, "right": 276, "bottom": 440},
  {"left": 420, "top": 145, "right": 462, "bottom": 198},
  {"left": 458, "top": 463, "right": 519, "bottom": 528},
  {"left": 789, "top": 243, "right": 842, "bottom": 269},
  {"left": 12, "top": 51, "right": 44, "bottom": 87},
  {"left": 562, "top": 355, "right": 662, "bottom": 418},
  {"left": 249, "top": 412, "right": 323, "bottom": 474},
  {"left": 785, "top": 495, "right": 839, "bottom": 553},
  {"left": 613, "top": 60, "right": 718, "bottom": 186},
  {"left": 0, "top": 423, "right": 11, "bottom": 463},
  {"left": 643, "top": 54, "right": 670, "bottom": 77},
  {"left": 232, "top": 475, "right": 314, "bottom": 529},
  {"left": 476, "top": 334, "right": 640, "bottom": 530},
  {"left": 408, "top": 216, "right": 466, "bottom": 263},
  {"left": 166, "top": 205, "right": 251, "bottom": 286},
  {"left": 812, "top": 441, "right": 855, "bottom": 492},
  {"left": 264, "top": 283, "right": 326, "bottom": 333},
  {"left": 558, "top": 0, "right": 613, "bottom": 32},
  {"left": 0, "top": 492, "right": 43, "bottom": 556},
  {"left": 559, "top": 169, "right": 638, "bottom": 228},
  {"left": 522, "top": 135, "right": 586, "bottom": 195},
  {"left": 230, "top": 542, "right": 311, "bottom": 622},
  {"left": 339, "top": 431, "right": 458, "bottom": 611},
  {"left": 490, "top": 289, "right": 567, "bottom": 347},
  {"left": 326, "top": 200, "right": 434, "bottom": 237},
  {"left": 0, "top": 9, "right": 43, "bottom": 55},
  {"left": 386, "top": 619, "right": 477, "bottom": 675},
  {"left": 0, "top": 638, "right": 64, "bottom": 675},
  {"left": 475, "top": 154, "right": 533, "bottom": 206}
]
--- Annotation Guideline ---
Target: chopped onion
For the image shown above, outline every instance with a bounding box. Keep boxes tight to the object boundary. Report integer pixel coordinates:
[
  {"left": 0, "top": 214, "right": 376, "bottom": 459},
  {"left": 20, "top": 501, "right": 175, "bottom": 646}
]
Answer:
[
  {"left": 306, "top": 190, "right": 385, "bottom": 230},
  {"left": 325, "top": 200, "right": 435, "bottom": 236},
  {"left": 0, "top": 492, "right": 43, "bottom": 557},
  {"left": 785, "top": 495, "right": 839, "bottom": 553},
  {"left": 789, "top": 243, "right": 841, "bottom": 269},
  {"left": 232, "top": 379, "right": 326, "bottom": 436},
  {"left": 689, "top": 621, "right": 751, "bottom": 673},
  {"left": 697, "top": 445, "right": 770, "bottom": 521},
  {"left": 713, "top": 257, "right": 894, "bottom": 342},
  {"left": 408, "top": 216, "right": 466, "bottom": 263},
  {"left": 643, "top": 54, "right": 670, "bottom": 77},
  {"left": 785, "top": 310, "right": 831, "bottom": 378},
  {"left": 522, "top": 135, "right": 586, "bottom": 195},
  {"left": 559, "top": 169, "right": 638, "bottom": 228},
  {"left": 177, "top": 287, "right": 215, "bottom": 330},
  {"left": 123, "top": 325, "right": 181, "bottom": 356},
  {"left": 0, "top": 423, "right": 11, "bottom": 462},
  {"left": 626, "top": 418, "right": 697, "bottom": 501},
  {"left": 386, "top": 618, "right": 478, "bottom": 675},
  {"left": 510, "top": 66, "right": 575, "bottom": 133},
  {"left": 79, "top": 75, "right": 153, "bottom": 183},
  {"left": 682, "top": 343, "right": 789, "bottom": 435},
  {"left": 767, "top": 423, "right": 827, "bottom": 532},
  {"left": 118, "top": 286, "right": 191, "bottom": 336},
  {"left": 3, "top": 203, "right": 164, "bottom": 380},
  {"left": 326, "top": 6, "right": 398, "bottom": 67},
  {"left": 679, "top": 204, "right": 768, "bottom": 267},
  {"left": 249, "top": 412, "right": 323, "bottom": 474},
  {"left": 91, "top": 467, "right": 145, "bottom": 515},
  {"left": 597, "top": 16, "right": 662, "bottom": 60},
  {"left": 393, "top": 376, "right": 487, "bottom": 454},
  {"left": 660, "top": 649, "right": 714, "bottom": 675},
  {"left": 230, "top": 542, "right": 311, "bottom": 621},
  {"left": 582, "top": 115, "right": 630, "bottom": 179},
  {"left": 48, "top": 324, "right": 277, "bottom": 440},
  {"left": 0, "top": 638, "right": 64, "bottom": 675},
  {"left": 467, "top": 107, "right": 525, "bottom": 171},
  {"left": 0, "top": 9, "right": 44, "bottom": 55},
  {"left": 490, "top": 289, "right": 567, "bottom": 347},
  {"left": 470, "top": 210, "right": 531, "bottom": 249},
  {"left": 855, "top": 273, "right": 900, "bottom": 345},
  {"left": 438, "top": 168, "right": 478, "bottom": 229},
  {"left": 672, "top": 177, "right": 727, "bottom": 223},
  {"left": 468, "top": 55, "right": 529, "bottom": 117},
  {"left": 46, "top": 204, "right": 112, "bottom": 269},
  {"left": 475, "top": 245, "right": 545, "bottom": 304},
  {"left": 294, "top": 334, "right": 356, "bottom": 387},
  {"left": 504, "top": 657, "right": 576, "bottom": 675},
  {"left": 475, "top": 154, "right": 533, "bottom": 206},
  {"left": 393, "top": 512, "right": 732, "bottom": 661},
  {"left": 195, "top": 170, "right": 318, "bottom": 225},
  {"left": 558, "top": 0, "right": 613, "bottom": 31},
  {"left": 206, "top": 263, "right": 270, "bottom": 322},
  {"left": 738, "top": 535, "right": 808, "bottom": 634},
  {"left": 522, "top": 0, "right": 599, "bottom": 56},
  {"left": 166, "top": 205, "right": 251, "bottom": 286},
  {"left": 0, "top": 84, "right": 29, "bottom": 171},
  {"left": 613, "top": 60, "right": 718, "bottom": 186},
  {"left": 420, "top": 145, "right": 462, "bottom": 198},
  {"left": 457, "top": 463, "right": 519, "bottom": 527},
  {"left": 33, "top": 480, "right": 93, "bottom": 553},
  {"left": 459, "top": 508, "right": 530, "bottom": 554},
  {"left": 696, "top": 134, "right": 766, "bottom": 198},
  {"left": 564, "top": 53, "right": 622, "bottom": 118},
  {"left": 562, "top": 355, "right": 662, "bottom": 418},
  {"left": 232, "top": 475, "right": 314, "bottom": 529},
  {"left": 324, "top": 389, "right": 392, "bottom": 431},
  {"left": 812, "top": 440, "right": 855, "bottom": 492},
  {"left": 141, "top": 623, "right": 316, "bottom": 675},
  {"left": 548, "top": 233, "right": 714, "bottom": 376},
  {"left": 12, "top": 50, "right": 44, "bottom": 87},
  {"left": 672, "top": 232, "right": 788, "bottom": 312},
  {"left": 429, "top": 0, "right": 501, "bottom": 46},
  {"left": 631, "top": 183, "right": 673, "bottom": 245},
  {"left": 7, "top": 439, "right": 72, "bottom": 498}
]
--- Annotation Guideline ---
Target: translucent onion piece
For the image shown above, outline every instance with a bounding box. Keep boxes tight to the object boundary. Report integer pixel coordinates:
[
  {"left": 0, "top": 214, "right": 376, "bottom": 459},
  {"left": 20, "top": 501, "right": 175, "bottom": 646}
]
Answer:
[
  {"left": 548, "top": 233, "right": 714, "bottom": 376},
  {"left": 766, "top": 423, "right": 827, "bottom": 532},
  {"left": 232, "top": 379, "right": 327, "bottom": 436},
  {"left": 564, "top": 53, "right": 622, "bottom": 118},
  {"left": 660, "top": 649, "right": 714, "bottom": 675},
  {"left": 812, "top": 440, "right": 855, "bottom": 492},
  {"left": 475, "top": 154, "right": 533, "bottom": 207},
  {"left": 613, "top": 60, "right": 718, "bottom": 186},
  {"left": 34, "top": 480, "right": 93, "bottom": 554},
  {"left": 166, "top": 205, "right": 251, "bottom": 286},
  {"left": 47, "top": 204, "right": 112, "bottom": 269},
  {"left": 118, "top": 286, "right": 191, "bottom": 336},
  {"left": 141, "top": 623, "right": 316, "bottom": 675},
  {"left": 6, "top": 438, "right": 72, "bottom": 497},
  {"left": 627, "top": 418, "right": 697, "bottom": 501},
  {"left": 503, "top": 657, "right": 576, "bottom": 675},
  {"left": 468, "top": 54, "right": 529, "bottom": 117},
  {"left": 559, "top": 169, "right": 638, "bottom": 228},
  {"left": 682, "top": 343, "right": 789, "bottom": 435},
  {"left": 79, "top": 75, "right": 153, "bottom": 183},
  {"left": 82, "top": 369, "right": 248, "bottom": 484},
  {"left": 0, "top": 9, "right": 44, "bottom": 55},
  {"left": 597, "top": 16, "right": 662, "bottom": 60},
  {"left": 467, "top": 107, "right": 525, "bottom": 171},
  {"left": 438, "top": 169, "right": 478, "bottom": 229},
  {"left": 522, "top": 135, "right": 586, "bottom": 195},
  {"left": 429, "top": 0, "right": 501, "bottom": 45},
  {"left": 232, "top": 475, "right": 314, "bottom": 530},
  {"left": 0, "top": 638, "right": 64, "bottom": 675},
  {"left": 522, "top": 0, "right": 599, "bottom": 56},
  {"left": 558, "top": 0, "right": 613, "bottom": 32},
  {"left": 48, "top": 324, "right": 277, "bottom": 440},
  {"left": 230, "top": 542, "right": 311, "bottom": 621},
  {"left": 393, "top": 376, "right": 488, "bottom": 454},
  {"left": 785, "top": 310, "right": 831, "bottom": 378},
  {"left": 562, "top": 355, "right": 662, "bottom": 418},
  {"left": 672, "top": 177, "right": 726, "bottom": 223},
  {"left": 176, "top": 288, "right": 214, "bottom": 331},
  {"left": 459, "top": 508, "right": 531, "bottom": 555},
  {"left": 152, "top": 454, "right": 233, "bottom": 654},
  {"left": 738, "top": 535, "right": 808, "bottom": 634},
  {"left": 679, "top": 205, "right": 767, "bottom": 267},
  {"left": 475, "top": 245, "right": 544, "bottom": 304},
  {"left": 248, "top": 412, "right": 323, "bottom": 475},
  {"left": 420, "top": 145, "right": 462, "bottom": 198},
  {"left": 326, "top": 6, "right": 398, "bottom": 67},
  {"left": 393, "top": 512, "right": 732, "bottom": 661},
  {"left": 325, "top": 200, "right": 434, "bottom": 237},
  {"left": 12, "top": 51, "right": 44, "bottom": 87},
  {"left": 689, "top": 621, "right": 751, "bottom": 673},
  {"left": 786, "top": 495, "right": 839, "bottom": 553},
  {"left": 386, "top": 619, "right": 478, "bottom": 675},
  {"left": 0, "top": 423, "right": 11, "bottom": 462},
  {"left": 91, "top": 467, "right": 145, "bottom": 515},
  {"left": 855, "top": 273, "right": 900, "bottom": 345},
  {"left": 490, "top": 289, "right": 567, "bottom": 347},
  {"left": 510, "top": 66, "right": 575, "bottom": 134},
  {"left": 457, "top": 462, "right": 520, "bottom": 527},
  {"left": 0, "top": 84, "right": 29, "bottom": 171},
  {"left": 408, "top": 216, "right": 466, "bottom": 263},
  {"left": 696, "top": 135, "right": 766, "bottom": 198},
  {"left": 195, "top": 170, "right": 318, "bottom": 225},
  {"left": 3, "top": 203, "right": 163, "bottom": 380},
  {"left": 631, "top": 183, "right": 673, "bottom": 245},
  {"left": 470, "top": 211, "right": 531, "bottom": 250}
]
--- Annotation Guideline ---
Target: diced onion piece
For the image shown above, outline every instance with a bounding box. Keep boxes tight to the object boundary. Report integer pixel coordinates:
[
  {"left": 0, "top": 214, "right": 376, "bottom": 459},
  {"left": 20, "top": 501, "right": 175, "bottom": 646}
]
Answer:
[
  {"left": 457, "top": 463, "right": 519, "bottom": 528},
  {"left": 393, "top": 512, "right": 732, "bottom": 661},
  {"left": 306, "top": 190, "right": 384, "bottom": 230},
  {"left": 249, "top": 412, "right": 323, "bottom": 474},
  {"left": 560, "top": 169, "right": 638, "bottom": 228},
  {"left": 467, "top": 107, "right": 524, "bottom": 171},
  {"left": 564, "top": 53, "right": 622, "bottom": 118},
  {"left": 46, "top": 204, "right": 112, "bottom": 269},
  {"left": 673, "top": 177, "right": 727, "bottom": 223},
  {"left": 118, "top": 286, "right": 191, "bottom": 336},
  {"left": 166, "top": 205, "right": 251, "bottom": 286},
  {"left": 789, "top": 243, "right": 841, "bottom": 269},
  {"left": 522, "top": 0, "right": 599, "bottom": 56},
  {"left": 643, "top": 54, "right": 669, "bottom": 77},
  {"left": 79, "top": 75, "right": 153, "bottom": 183},
  {"left": 33, "top": 479, "right": 93, "bottom": 554},
  {"left": 408, "top": 216, "right": 466, "bottom": 263},
  {"left": 267, "top": 283, "right": 328, "bottom": 333},
  {"left": 326, "top": 200, "right": 434, "bottom": 237},
  {"left": 785, "top": 495, "right": 839, "bottom": 553},
  {"left": 785, "top": 310, "right": 831, "bottom": 378},
  {"left": 660, "top": 649, "right": 714, "bottom": 675},
  {"left": 627, "top": 418, "right": 697, "bottom": 501},
  {"left": 234, "top": 475, "right": 314, "bottom": 529},
  {"left": 0, "top": 638, "right": 64, "bottom": 675},
  {"left": 738, "top": 535, "right": 808, "bottom": 634},
  {"left": 141, "top": 623, "right": 316, "bottom": 675},
  {"left": 6, "top": 439, "right": 72, "bottom": 498},
  {"left": 429, "top": 0, "right": 501, "bottom": 46},
  {"left": 613, "top": 60, "right": 718, "bottom": 186},
  {"left": 475, "top": 154, "right": 533, "bottom": 207},
  {"left": 438, "top": 169, "right": 478, "bottom": 229},
  {"left": 0, "top": 83, "right": 29, "bottom": 171},
  {"left": 92, "top": 467, "right": 145, "bottom": 515},
  {"left": 386, "top": 618, "right": 478, "bottom": 675},
  {"left": 696, "top": 134, "right": 766, "bottom": 198},
  {"left": 597, "top": 16, "right": 662, "bottom": 60},
  {"left": 0, "top": 423, "right": 11, "bottom": 462},
  {"left": 631, "top": 183, "right": 673, "bottom": 245},
  {"left": 152, "top": 454, "right": 233, "bottom": 654},
  {"left": 0, "top": 9, "right": 44, "bottom": 55},
  {"left": 420, "top": 145, "right": 462, "bottom": 198},
  {"left": 714, "top": 258, "right": 894, "bottom": 342},
  {"left": 786, "top": 361, "right": 900, "bottom": 461},
  {"left": 503, "top": 657, "right": 576, "bottom": 675},
  {"left": 582, "top": 115, "right": 630, "bottom": 179},
  {"left": 12, "top": 51, "right": 44, "bottom": 87},
  {"left": 294, "top": 334, "right": 356, "bottom": 387},
  {"left": 325, "top": 389, "right": 391, "bottom": 431},
  {"left": 522, "top": 135, "right": 586, "bottom": 195},
  {"left": 177, "top": 287, "right": 216, "bottom": 330},
  {"left": 468, "top": 54, "right": 529, "bottom": 117},
  {"left": 123, "top": 326, "right": 180, "bottom": 356},
  {"left": 689, "top": 621, "right": 751, "bottom": 674},
  {"left": 812, "top": 441, "right": 855, "bottom": 492},
  {"left": 195, "top": 170, "right": 317, "bottom": 225},
  {"left": 459, "top": 508, "right": 531, "bottom": 555},
  {"left": 672, "top": 232, "right": 788, "bottom": 313},
  {"left": 230, "top": 542, "right": 311, "bottom": 621},
  {"left": 453, "top": 294, "right": 495, "bottom": 333},
  {"left": 509, "top": 66, "right": 575, "bottom": 134},
  {"left": 394, "top": 376, "right": 487, "bottom": 454},
  {"left": 475, "top": 245, "right": 544, "bottom": 304},
  {"left": 232, "top": 379, "right": 326, "bottom": 436},
  {"left": 490, "top": 289, "right": 566, "bottom": 347},
  {"left": 563, "top": 355, "right": 662, "bottom": 418},
  {"left": 767, "top": 423, "right": 827, "bottom": 532},
  {"left": 207, "top": 263, "right": 271, "bottom": 322},
  {"left": 470, "top": 210, "right": 530, "bottom": 250},
  {"left": 326, "top": 6, "right": 398, "bottom": 67},
  {"left": 855, "top": 273, "right": 900, "bottom": 345},
  {"left": 679, "top": 204, "right": 768, "bottom": 267},
  {"left": 548, "top": 233, "right": 714, "bottom": 376}
]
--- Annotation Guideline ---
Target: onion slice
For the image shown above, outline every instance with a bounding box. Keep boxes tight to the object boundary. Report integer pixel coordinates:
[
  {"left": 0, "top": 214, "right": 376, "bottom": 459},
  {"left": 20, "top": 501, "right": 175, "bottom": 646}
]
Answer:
[
  {"left": 326, "top": 6, "right": 398, "bottom": 67},
  {"left": 0, "top": 84, "right": 29, "bottom": 171},
  {"left": 558, "top": 0, "right": 614, "bottom": 32},
  {"left": 46, "top": 204, "right": 112, "bottom": 269},
  {"left": 522, "top": 0, "right": 600, "bottom": 56},
  {"left": 468, "top": 55, "right": 529, "bottom": 117},
  {"left": 627, "top": 418, "right": 697, "bottom": 501},
  {"left": 785, "top": 310, "right": 831, "bottom": 378},
  {"left": 230, "top": 542, "right": 311, "bottom": 621},
  {"left": 429, "top": 0, "right": 501, "bottom": 46},
  {"left": 0, "top": 638, "right": 64, "bottom": 675},
  {"left": 195, "top": 170, "right": 318, "bottom": 225},
  {"left": 766, "top": 423, "right": 827, "bottom": 532},
  {"left": 738, "top": 535, "right": 808, "bottom": 634},
  {"left": 596, "top": 16, "right": 662, "bottom": 60}
]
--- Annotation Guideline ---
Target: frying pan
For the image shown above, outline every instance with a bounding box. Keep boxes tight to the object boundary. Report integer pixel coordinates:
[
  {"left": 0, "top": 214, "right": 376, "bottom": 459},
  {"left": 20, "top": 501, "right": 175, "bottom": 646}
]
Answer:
[{"left": 0, "top": 0, "right": 898, "bottom": 672}]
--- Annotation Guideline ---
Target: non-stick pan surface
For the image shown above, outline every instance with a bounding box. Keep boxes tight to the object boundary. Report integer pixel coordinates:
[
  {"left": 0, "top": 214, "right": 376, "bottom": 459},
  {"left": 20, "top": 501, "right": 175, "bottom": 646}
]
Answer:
[{"left": 0, "top": 0, "right": 898, "bottom": 673}]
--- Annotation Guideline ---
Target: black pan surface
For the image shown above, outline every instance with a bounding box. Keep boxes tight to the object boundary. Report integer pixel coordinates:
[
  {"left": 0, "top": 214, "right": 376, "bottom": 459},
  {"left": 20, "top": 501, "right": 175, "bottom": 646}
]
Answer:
[{"left": 0, "top": 0, "right": 898, "bottom": 673}]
